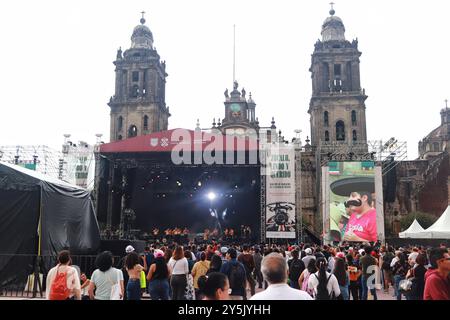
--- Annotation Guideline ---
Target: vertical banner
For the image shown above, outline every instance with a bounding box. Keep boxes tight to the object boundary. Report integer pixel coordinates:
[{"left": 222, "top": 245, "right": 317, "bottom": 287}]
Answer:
[
  {"left": 265, "top": 145, "right": 296, "bottom": 239},
  {"left": 327, "top": 161, "right": 381, "bottom": 243}
]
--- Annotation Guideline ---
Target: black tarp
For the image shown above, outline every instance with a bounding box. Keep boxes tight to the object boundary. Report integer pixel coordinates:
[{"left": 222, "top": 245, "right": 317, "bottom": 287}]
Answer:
[{"left": 0, "top": 162, "right": 100, "bottom": 286}]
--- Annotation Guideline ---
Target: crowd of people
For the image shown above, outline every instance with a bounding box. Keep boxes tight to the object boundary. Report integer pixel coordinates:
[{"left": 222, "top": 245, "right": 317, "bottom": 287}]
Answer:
[{"left": 45, "top": 241, "right": 450, "bottom": 300}]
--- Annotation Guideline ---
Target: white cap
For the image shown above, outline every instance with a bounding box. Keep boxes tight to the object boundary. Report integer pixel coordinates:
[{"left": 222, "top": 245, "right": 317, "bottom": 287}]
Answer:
[
  {"left": 125, "top": 245, "right": 135, "bottom": 253},
  {"left": 358, "top": 249, "right": 365, "bottom": 255},
  {"left": 305, "top": 248, "right": 312, "bottom": 255}
]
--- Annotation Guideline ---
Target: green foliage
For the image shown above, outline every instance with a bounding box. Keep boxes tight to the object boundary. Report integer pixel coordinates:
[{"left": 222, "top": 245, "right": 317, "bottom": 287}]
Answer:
[{"left": 399, "top": 212, "right": 438, "bottom": 231}]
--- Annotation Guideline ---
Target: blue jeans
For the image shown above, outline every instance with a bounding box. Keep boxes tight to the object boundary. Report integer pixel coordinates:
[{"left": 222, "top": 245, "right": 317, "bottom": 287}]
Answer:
[
  {"left": 126, "top": 279, "right": 141, "bottom": 300},
  {"left": 339, "top": 285, "right": 349, "bottom": 300},
  {"left": 361, "top": 276, "right": 378, "bottom": 300},
  {"left": 394, "top": 275, "right": 404, "bottom": 300},
  {"left": 149, "top": 279, "right": 170, "bottom": 300}
]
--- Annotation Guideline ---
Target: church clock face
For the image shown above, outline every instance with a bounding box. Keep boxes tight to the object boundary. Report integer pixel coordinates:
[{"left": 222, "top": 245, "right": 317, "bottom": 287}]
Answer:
[{"left": 230, "top": 103, "right": 241, "bottom": 118}]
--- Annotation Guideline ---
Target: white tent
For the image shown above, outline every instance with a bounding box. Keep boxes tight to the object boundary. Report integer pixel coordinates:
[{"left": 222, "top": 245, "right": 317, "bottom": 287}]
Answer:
[
  {"left": 406, "top": 206, "right": 450, "bottom": 239},
  {"left": 399, "top": 219, "right": 425, "bottom": 238}
]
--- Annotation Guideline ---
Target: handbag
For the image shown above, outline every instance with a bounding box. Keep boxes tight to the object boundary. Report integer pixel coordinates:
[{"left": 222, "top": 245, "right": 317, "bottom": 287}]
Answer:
[
  {"left": 108, "top": 269, "right": 122, "bottom": 300},
  {"left": 399, "top": 279, "right": 413, "bottom": 292}
]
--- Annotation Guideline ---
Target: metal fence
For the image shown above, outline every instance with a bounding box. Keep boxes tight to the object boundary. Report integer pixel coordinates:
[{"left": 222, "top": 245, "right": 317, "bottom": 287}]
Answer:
[{"left": 0, "top": 254, "right": 121, "bottom": 298}]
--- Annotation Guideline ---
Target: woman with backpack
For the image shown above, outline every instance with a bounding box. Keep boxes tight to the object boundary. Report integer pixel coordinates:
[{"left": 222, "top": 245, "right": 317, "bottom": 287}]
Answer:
[
  {"left": 46, "top": 250, "right": 81, "bottom": 300},
  {"left": 192, "top": 252, "right": 211, "bottom": 300},
  {"left": 298, "top": 258, "right": 317, "bottom": 297},
  {"left": 308, "top": 257, "right": 341, "bottom": 300},
  {"left": 88, "top": 251, "right": 124, "bottom": 300}
]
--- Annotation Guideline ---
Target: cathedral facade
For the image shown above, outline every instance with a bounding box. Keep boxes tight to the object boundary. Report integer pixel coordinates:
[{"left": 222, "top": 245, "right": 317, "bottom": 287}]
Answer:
[{"left": 101, "top": 10, "right": 449, "bottom": 239}]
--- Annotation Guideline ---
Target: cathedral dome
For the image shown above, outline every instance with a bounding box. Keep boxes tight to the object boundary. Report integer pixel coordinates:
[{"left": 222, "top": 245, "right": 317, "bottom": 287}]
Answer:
[
  {"left": 321, "top": 10, "right": 346, "bottom": 42},
  {"left": 131, "top": 17, "right": 154, "bottom": 49}
]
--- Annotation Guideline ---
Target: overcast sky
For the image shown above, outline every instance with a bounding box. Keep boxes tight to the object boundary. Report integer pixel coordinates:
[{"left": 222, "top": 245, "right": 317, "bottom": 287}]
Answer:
[{"left": 1, "top": 0, "right": 449, "bottom": 159}]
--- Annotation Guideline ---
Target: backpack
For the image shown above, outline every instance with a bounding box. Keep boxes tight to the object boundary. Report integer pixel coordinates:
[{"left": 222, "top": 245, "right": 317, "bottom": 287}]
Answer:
[
  {"left": 301, "top": 272, "right": 314, "bottom": 297},
  {"left": 289, "top": 259, "right": 304, "bottom": 282},
  {"left": 228, "top": 263, "right": 245, "bottom": 291},
  {"left": 314, "top": 273, "right": 333, "bottom": 300},
  {"left": 49, "top": 267, "right": 71, "bottom": 300}
]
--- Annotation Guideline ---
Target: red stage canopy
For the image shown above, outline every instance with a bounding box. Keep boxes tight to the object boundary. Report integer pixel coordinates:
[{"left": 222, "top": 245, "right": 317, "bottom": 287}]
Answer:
[{"left": 99, "top": 129, "right": 260, "bottom": 153}]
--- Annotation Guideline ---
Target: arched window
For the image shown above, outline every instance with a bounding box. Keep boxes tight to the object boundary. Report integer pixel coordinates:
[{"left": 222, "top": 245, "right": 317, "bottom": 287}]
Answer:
[
  {"left": 143, "top": 115, "right": 149, "bottom": 130},
  {"left": 324, "top": 111, "right": 329, "bottom": 126},
  {"left": 351, "top": 110, "right": 357, "bottom": 126},
  {"left": 336, "top": 121, "right": 345, "bottom": 141},
  {"left": 352, "top": 130, "right": 357, "bottom": 141},
  {"left": 128, "top": 125, "right": 138, "bottom": 138},
  {"left": 325, "top": 130, "right": 330, "bottom": 141},
  {"left": 433, "top": 142, "right": 440, "bottom": 152},
  {"left": 118, "top": 116, "right": 123, "bottom": 131}
]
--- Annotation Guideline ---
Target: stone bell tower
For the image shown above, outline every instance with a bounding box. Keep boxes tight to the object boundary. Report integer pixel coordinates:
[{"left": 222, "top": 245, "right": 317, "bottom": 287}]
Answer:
[
  {"left": 108, "top": 13, "right": 170, "bottom": 142},
  {"left": 308, "top": 5, "right": 368, "bottom": 150}
]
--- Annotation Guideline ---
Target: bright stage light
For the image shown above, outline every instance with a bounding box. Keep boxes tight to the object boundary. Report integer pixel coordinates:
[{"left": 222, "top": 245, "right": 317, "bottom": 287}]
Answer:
[{"left": 207, "top": 192, "right": 216, "bottom": 200}]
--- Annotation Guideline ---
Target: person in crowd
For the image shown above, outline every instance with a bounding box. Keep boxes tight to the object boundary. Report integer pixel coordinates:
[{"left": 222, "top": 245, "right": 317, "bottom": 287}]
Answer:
[
  {"left": 220, "top": 248, "right": 247, "bottom": 300},
  {"left": 360, "top": 246, "right": 378, "bottom": 300},
  {"left": 424, "top": 248, "right": 450, "bottom": 300},
  {"left": 333, "top": 256, "right": 349, "bottom": 300},
  {"left": 46, "top": 250, "right": 81, "bottom": 300},
  {"left": 88, "top": 251, "right": 124, "bottom": 300},
  {"left": 406, "top": 253, "right": 427, "bottom": 300},
  {"left": 238, "top": 245, "right": 256, "bottom": 297},
  {"left": 308, "top": 257, "right": 341, "bottom": 300},
  {"left": 191, "top": 252, "right": 211, "bottom": 300},
  {"left": 207, "top": 254, "right": 223, "bottom": 275},
  {"left": 197, "top": 272, "right": 230, "bottom": 300},
  {"left": 146, "top": 249, "right": 170, "bottom": 300},
  {"left": 327, "top": 249, "right": 336, "bottom": 273},
  {"left": 125, "top": 251, "right": 144, "bottom": 300},
  {"left": 287, "top": 249, "right": 305, "bottom": 290},
  {"left": 392, "top": 250, "right": 410, "bottom": 300},
  {"left": 302, "top": 247, "right": 316, "bottom": 268},
  {"left": 253, "top": 246, "right": 264, "bottom": 289},
  {"left": 167, "top": 246, "right": 189, "bottom": 300},
  {"left": 184, "top": 250, "right": 195, "bottom": 273},
  {"left": 250, "top": 252, "right": 312, "bottom": 300},
  {"left": 381, "top": 246, "right": 395, "bottom": 293},
  {"left": 346, "top": 254, "right": 361, "bottom": 300},
  {"left": 298, "top": 258, "right": 317, "bottom": 297},
  {"left": 80, "top": 272, "right": 90, "bottom": 300}
]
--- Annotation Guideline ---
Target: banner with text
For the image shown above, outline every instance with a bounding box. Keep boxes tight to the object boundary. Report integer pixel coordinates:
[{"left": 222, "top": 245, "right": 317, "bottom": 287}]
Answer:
[{"left": 265, "top": 146, "right": 296, "bottom": 239}]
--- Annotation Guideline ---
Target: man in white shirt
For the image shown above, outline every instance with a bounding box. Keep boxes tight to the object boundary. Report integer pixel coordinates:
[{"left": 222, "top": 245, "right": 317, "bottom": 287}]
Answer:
[{"left": 250, "top": 253, "right": 313, "bottom": 300}]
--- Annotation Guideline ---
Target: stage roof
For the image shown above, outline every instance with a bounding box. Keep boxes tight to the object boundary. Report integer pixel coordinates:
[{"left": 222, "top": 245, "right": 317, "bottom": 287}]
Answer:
[{"left": 100, "top": 129, "right": 261, "bottom": 153}]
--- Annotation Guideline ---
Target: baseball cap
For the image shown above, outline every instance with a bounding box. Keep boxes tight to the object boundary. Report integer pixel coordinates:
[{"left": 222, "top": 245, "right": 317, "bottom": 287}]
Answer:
[
  {"left": 336, "top": 252, "right": 345, "bottom": 259},
  {"left": 125, "top": 245, "right": 135, "bottom": 253},
  {"left": 153, "top": 249, "right": 164, "bottom": 259},
  {"left": 220, "top": 246, "right": 228, "bottom": 254},
  {"left": 305, "top": 248, "right": 312, "bottom": 255},
  {"left": 358, "top": 249, "right": 365, "bottom": 255}
]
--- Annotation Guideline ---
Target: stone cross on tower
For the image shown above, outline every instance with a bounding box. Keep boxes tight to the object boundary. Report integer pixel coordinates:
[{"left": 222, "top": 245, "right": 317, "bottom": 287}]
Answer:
[{"left": 140, "top": 11, "right": 146, "bottom": 24}]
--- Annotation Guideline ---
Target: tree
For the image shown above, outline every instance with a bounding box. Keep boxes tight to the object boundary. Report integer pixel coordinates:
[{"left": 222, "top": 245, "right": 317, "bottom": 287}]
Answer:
[{"left": 399, "top": 212, "right": 438, "bottom": 231}]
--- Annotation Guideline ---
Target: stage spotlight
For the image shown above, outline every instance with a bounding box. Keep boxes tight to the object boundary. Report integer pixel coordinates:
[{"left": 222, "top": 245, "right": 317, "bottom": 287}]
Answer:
[
  {"left": 207, "top": 192, "right": 216, "bottom": 200},
  {"left": 197, "top": 181, "right": 202, "bottom": 187}
]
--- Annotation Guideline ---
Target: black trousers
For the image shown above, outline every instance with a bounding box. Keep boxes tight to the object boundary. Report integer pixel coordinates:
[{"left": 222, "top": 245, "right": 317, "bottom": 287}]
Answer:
[
  {"left": 349, "top": 280, "right": 359, "bottom": 300},
  {"left": 170, "top": 275, "right": 187, "bottom": 300}
]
